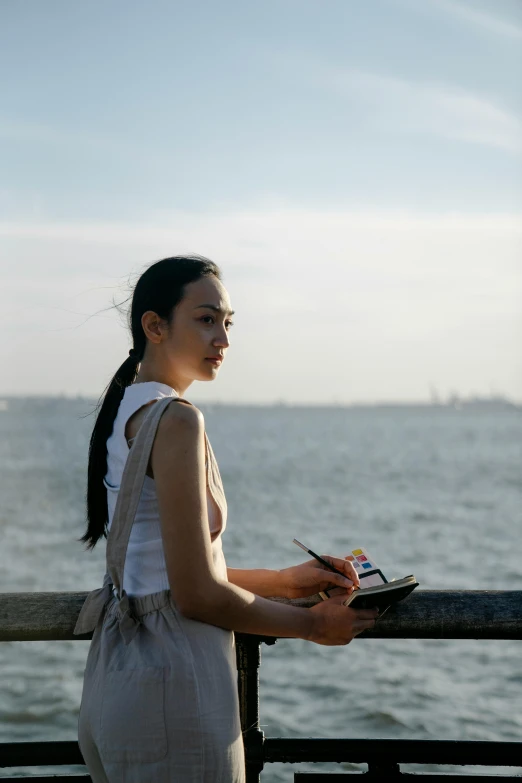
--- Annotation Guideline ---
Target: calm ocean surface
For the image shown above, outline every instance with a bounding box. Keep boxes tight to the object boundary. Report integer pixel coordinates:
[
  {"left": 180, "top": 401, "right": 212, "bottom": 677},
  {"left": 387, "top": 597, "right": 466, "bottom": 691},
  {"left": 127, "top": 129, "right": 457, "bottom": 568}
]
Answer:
[{"left": 1, "top": 398, "right": 521, "bottom": 779}]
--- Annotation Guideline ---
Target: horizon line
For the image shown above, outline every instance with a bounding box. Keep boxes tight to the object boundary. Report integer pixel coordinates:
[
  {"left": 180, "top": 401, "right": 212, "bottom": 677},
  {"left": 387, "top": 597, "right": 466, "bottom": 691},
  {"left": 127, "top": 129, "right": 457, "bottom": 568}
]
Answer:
[{"left": 1, "top": 394, "right": 520, "bottom": 409}]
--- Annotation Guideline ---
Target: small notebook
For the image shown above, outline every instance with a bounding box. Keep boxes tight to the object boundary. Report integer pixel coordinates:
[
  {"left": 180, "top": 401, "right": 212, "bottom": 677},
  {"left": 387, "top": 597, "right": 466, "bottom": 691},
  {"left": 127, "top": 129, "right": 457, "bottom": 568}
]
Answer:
[
  {"left": 344, "top": 574, "right": 418, "bottom": 612},
  {"left": 322, "top": 546, "right": 418, "bottom": 613}
]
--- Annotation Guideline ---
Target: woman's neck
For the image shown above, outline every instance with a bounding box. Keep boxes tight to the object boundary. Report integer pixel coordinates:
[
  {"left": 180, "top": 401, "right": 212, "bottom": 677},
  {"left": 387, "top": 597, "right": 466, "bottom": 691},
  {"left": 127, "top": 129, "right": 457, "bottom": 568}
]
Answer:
[{"left": 134, "top": 362, "right": 192, "bottom": 398}]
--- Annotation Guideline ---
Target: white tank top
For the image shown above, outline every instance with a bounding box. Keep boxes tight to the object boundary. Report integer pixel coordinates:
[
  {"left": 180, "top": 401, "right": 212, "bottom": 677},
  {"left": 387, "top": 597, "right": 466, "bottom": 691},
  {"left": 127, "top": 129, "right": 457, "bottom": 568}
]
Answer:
[{"left": 104, "top": 381, "right": 222, "bottom": 596}]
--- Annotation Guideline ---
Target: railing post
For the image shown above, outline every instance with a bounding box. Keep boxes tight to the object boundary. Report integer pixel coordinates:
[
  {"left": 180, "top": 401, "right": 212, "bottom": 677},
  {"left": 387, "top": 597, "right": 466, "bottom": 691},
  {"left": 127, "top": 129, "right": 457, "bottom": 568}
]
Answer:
[{"left": 236, "top": 633, "right": 265, "bottom": 783}]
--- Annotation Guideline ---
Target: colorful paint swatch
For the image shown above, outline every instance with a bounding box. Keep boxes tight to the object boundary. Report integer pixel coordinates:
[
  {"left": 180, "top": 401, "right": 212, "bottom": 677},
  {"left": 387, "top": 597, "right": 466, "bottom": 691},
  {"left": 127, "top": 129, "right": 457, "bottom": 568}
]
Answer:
[
  {"left": 347, "top": 546, "right": 388, "bottom": 586},
  {"left": 352, "top": 548, "right": 379, "bottom": 568}
]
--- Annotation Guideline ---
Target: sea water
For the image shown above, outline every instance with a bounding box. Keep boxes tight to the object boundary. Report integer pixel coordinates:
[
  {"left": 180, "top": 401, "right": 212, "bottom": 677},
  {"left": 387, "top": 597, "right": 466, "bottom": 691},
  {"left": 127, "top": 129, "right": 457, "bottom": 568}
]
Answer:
[{"left": 1, "top": 398, "right": 521, "bottom": 779}]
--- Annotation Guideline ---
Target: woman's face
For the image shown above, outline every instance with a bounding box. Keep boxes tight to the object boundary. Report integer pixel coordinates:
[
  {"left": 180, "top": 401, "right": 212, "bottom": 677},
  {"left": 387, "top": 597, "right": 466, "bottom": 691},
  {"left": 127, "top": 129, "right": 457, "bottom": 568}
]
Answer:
[{"left": 160, "top": 275, "right": 234, "bottom": 384}]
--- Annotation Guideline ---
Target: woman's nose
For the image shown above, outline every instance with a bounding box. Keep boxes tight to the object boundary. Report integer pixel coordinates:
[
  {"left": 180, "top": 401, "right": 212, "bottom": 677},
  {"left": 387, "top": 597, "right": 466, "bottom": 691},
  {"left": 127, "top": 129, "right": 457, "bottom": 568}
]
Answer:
[{"left": 214, "top": 327, "right": 230, "bottom": 348}]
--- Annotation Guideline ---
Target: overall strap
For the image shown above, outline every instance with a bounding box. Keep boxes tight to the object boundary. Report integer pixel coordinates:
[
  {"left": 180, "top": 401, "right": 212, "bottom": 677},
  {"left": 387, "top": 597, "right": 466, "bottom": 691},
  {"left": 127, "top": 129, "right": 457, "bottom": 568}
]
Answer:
[
  {"left": 107, "top": 395, "right": 182, "bottom": 597},
  {"left": 74, "top": 394, "right": 190, "bottom": 642}
]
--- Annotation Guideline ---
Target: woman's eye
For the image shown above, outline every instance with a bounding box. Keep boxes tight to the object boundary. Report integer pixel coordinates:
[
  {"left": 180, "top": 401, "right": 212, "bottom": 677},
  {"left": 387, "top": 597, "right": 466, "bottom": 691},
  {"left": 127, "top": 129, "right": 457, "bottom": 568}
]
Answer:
[{"left": 200, "top": 315, "right": 234, "bottom": 329}]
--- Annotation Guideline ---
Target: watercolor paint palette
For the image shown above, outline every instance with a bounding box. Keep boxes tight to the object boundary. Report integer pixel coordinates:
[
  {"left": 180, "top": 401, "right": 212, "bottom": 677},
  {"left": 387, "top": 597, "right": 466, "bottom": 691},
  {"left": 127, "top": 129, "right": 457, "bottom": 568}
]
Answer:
[
  {"left": 346, "top": 547, "right": 388, "bottom": 588},
  {"left": 343, "top": 547, "right": 418, "bottom": 612},
  {"left": 292, "top": 537, "right": 418, "bottom": 610}
]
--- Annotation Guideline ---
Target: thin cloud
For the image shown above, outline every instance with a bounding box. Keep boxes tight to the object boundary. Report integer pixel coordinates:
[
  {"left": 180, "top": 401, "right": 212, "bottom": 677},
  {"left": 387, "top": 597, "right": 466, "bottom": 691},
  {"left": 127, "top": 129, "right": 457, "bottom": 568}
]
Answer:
[
  {"left": 276, "top": 54, "right": 522, "bottom": 155},
  {"left": 430, "top": 0, "right": 522, "bottom": 40},
  {"left": 2, "top": 207, "right": 521, "bottom": 401},
  {"left": 1, "top": 207, "right": 521, "bottom": 288},
  {"left": 1, "top": 209, "right": 521, "bottom": 246}
]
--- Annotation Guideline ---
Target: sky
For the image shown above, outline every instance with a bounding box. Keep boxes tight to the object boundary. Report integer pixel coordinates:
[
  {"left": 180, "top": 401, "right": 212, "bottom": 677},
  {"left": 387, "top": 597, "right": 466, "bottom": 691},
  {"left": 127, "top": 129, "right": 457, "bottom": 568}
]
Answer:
[{"left": 1, "top": 0, "right": 521, "bottom": 404}]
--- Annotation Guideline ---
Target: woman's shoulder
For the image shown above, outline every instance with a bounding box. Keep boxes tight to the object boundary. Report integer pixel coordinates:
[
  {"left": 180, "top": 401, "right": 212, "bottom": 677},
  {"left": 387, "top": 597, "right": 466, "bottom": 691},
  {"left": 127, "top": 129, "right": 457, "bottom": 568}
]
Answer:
[
  {"left": 124, "top": 383, "right": 203, "bottom": 444},
  {"left": 152, "top": 399, "right": 206, "bottom": 476},
  {"left": 121, "top": 381, "right": 183, "bottom": 443},
  {"left": 160, "top": 396, "right": 204, "bottom": 431}
]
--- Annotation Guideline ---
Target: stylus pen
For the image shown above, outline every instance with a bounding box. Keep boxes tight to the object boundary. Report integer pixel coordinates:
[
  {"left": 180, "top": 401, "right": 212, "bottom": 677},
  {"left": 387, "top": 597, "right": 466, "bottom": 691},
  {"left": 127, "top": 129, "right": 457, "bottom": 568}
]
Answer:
[{"left": 292, "top": 538, "right": 359, "bottom": 588}]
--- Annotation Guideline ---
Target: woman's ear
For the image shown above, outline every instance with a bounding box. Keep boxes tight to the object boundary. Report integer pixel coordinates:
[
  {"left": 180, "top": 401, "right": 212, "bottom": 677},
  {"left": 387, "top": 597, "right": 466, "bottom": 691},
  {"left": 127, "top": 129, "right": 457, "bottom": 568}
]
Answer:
[{"left": 141, "top": 310, "right": 166, "bottom": 345}]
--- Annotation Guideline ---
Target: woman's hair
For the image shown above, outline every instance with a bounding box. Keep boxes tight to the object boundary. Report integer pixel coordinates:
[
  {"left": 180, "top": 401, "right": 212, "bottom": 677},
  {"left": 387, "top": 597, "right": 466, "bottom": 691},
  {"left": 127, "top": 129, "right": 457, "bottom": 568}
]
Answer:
[{"left": 82, "top": 255, "right": 221, "bottom": 549}]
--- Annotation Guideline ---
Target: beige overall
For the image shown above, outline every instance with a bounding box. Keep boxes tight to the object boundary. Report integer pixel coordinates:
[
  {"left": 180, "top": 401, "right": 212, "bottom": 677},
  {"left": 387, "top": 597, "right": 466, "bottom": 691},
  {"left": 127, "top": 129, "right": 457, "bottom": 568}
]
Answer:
[{"left": 75, "top": 397, "right": 246, "bottom": 782}]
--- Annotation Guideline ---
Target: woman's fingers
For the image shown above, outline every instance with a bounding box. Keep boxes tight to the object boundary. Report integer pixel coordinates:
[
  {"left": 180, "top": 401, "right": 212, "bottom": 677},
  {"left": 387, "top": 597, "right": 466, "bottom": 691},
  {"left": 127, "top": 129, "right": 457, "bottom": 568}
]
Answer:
[
  {"left": 347, "top": 606, "right": 379, "bottom": 633},
  {"left": 343, "top": 556, "right": 361, "bottom": 585},
  {"left": 320, "top": 555, "right": 360, "bottom": 587},
  {"left": 309, "top": 596, "right": 379, "bottom": 644},
  {"left": 353, "top": 621, "right": 376, "bottom": 636},
  {"left": 320, "top": 569, "right": 353, "bottom": 590},
  {"left": 325, "top": 585, "right": 354, "bottom": 598},
  {"left": 326, "top": 593, "right": 353, "bottom": 605},
  {"left": 342, "top": 561, "right": 359, "bottom": 585}
]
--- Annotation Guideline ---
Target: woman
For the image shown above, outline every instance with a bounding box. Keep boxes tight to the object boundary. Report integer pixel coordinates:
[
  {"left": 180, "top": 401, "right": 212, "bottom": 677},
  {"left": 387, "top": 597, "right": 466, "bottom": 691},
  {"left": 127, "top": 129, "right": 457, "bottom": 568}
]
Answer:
[{"left": 76, "top": 255, "right": 377, "bottom": 782}]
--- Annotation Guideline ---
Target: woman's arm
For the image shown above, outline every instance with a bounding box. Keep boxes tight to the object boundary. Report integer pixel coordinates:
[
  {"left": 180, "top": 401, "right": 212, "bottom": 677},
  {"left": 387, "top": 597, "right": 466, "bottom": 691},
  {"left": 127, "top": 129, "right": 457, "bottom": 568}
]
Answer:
[
  {"left": 227, "top": 557, "right": 358, "bottom": 599},
  {"left": 152, "top": 403, "right": 376, "bottom": 645},
  {"left": 227, "top": 568, "right": 285, "bottom": 597}
]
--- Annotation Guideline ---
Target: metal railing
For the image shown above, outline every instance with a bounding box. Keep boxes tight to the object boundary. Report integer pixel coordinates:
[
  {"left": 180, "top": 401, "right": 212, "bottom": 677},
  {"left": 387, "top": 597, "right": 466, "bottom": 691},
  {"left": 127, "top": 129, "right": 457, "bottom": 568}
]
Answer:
[{"left": 1, "top": 590, "right": 521, "bottom": 781}]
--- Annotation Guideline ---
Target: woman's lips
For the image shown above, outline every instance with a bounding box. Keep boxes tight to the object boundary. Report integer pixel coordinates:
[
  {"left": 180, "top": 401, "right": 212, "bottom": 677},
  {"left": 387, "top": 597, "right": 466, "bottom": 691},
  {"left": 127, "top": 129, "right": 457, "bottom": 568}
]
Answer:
[{"left": 206, "top": 357, "right": 223, "bottom": 365}]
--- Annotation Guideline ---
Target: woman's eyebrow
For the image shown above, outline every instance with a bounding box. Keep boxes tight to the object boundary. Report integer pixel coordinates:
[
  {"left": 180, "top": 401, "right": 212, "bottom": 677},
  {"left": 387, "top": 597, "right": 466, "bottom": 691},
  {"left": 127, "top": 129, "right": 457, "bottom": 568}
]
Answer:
[{"left": 195, "top": 304, "right": 235, "bottom": 316}]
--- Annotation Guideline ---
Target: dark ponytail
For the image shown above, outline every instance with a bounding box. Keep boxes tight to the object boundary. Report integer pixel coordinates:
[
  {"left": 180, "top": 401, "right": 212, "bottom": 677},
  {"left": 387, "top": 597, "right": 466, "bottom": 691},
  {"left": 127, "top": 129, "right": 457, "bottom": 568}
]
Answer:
[{"left": 82, "top": 255, "right": 221, "bottom": 548}]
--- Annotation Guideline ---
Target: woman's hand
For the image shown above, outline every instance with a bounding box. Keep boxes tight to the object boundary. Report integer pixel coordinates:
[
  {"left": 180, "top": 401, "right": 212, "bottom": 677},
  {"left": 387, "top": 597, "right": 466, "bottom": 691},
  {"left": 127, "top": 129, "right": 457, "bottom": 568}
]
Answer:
[
  {"left": 279, "top": 555, "right": 360, "bottom": 599},
  {"left": 308, "top": 595, "right": 378, "bottom": 645}
]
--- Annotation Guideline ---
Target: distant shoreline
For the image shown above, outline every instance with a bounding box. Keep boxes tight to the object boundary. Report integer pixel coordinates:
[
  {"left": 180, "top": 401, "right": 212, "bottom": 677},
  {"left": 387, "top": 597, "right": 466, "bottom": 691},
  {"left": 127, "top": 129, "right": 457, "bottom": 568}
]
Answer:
[{"left": 0, "top": 396, "right": 520, "bottom": 411}]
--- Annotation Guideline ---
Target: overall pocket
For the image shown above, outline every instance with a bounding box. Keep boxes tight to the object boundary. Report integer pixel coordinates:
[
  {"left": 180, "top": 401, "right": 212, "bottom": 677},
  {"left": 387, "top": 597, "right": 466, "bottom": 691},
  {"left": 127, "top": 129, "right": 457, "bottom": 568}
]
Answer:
[{"left": 99, "top": 666, "right": 167, "bottom": 763}]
